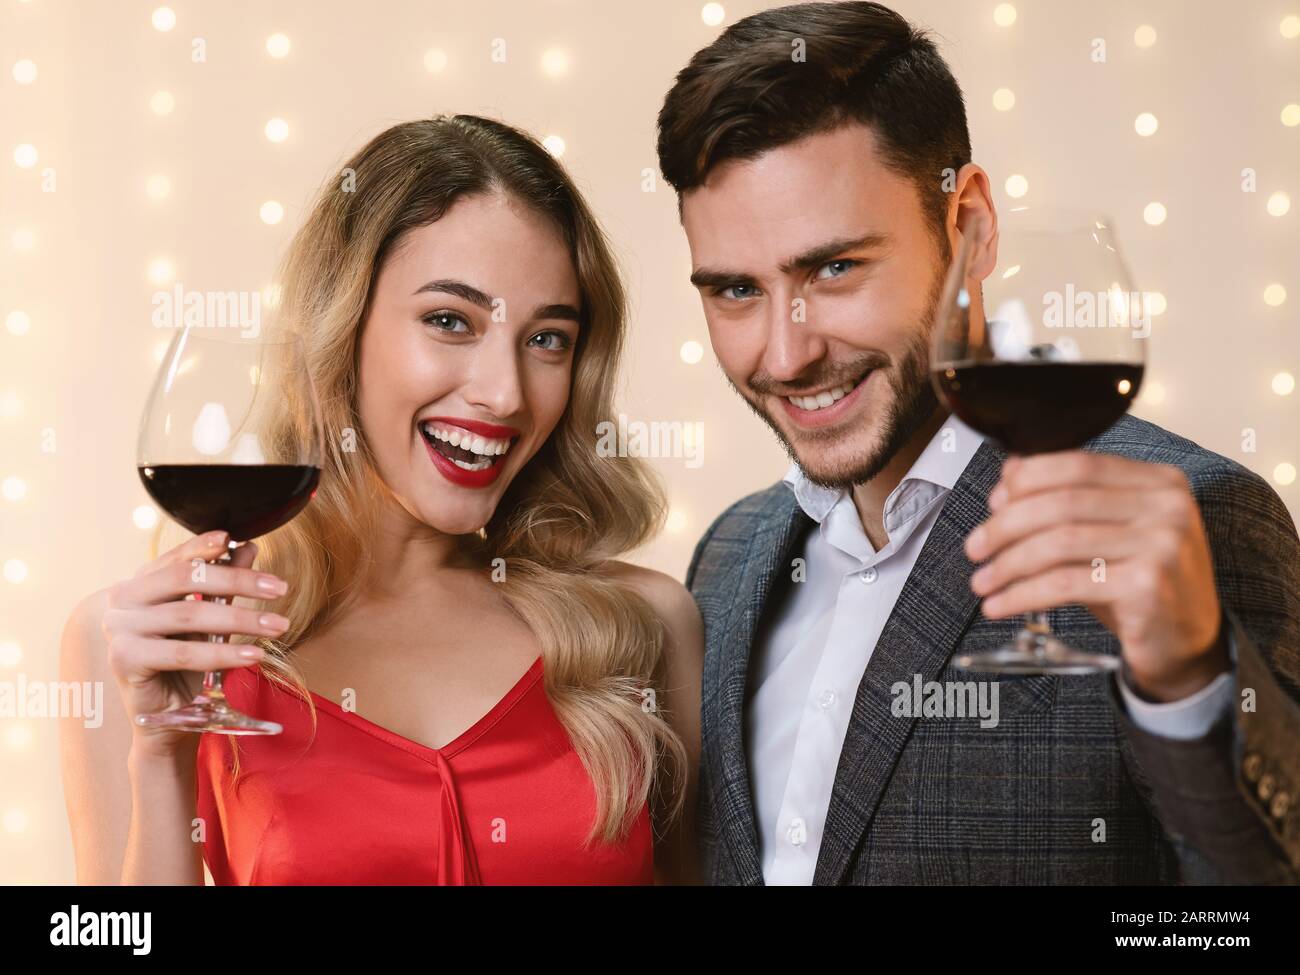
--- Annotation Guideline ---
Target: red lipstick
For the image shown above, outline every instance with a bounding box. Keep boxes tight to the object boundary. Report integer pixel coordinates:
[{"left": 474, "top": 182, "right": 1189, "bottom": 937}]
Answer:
[{"left": 422, "top": 415, "right": 522, "bottom": 439}]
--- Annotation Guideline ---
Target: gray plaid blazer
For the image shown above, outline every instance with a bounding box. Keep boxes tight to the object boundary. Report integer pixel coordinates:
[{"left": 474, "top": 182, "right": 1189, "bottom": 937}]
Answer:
[{"left": 686, "top": 414, "right": 1300, "bottom": 884}]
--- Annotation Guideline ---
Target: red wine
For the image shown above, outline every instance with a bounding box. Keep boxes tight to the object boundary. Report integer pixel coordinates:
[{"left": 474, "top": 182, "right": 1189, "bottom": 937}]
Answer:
[
  {"left": 138, "top": 464, "right": 321, "bottom": 541},
  {"left": 933, "top": 362, "right": 1143, "bottom": 454}
]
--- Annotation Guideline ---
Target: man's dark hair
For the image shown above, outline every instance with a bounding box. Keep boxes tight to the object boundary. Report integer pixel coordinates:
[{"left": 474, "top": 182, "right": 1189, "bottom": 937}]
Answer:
[{"left": 656, "top": 1, "right": 971, "bottom": 239}]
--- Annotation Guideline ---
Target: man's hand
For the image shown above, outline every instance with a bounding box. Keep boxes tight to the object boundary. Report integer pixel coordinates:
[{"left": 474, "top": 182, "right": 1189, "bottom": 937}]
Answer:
[{"left": 965, "top": 450, "right": 1230, "bottom": 702}]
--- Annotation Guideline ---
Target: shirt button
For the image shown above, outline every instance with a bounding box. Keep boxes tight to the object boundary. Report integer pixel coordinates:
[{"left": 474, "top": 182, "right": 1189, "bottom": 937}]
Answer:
[
  {"left": 787, "top": 817, "right": 807, "bottom": 847},
  {"left": 859, "top": 567, "right": 878, "bottom": 584},
  {"left": 818, "top": 689, "right": 837, "bottom": 709}
]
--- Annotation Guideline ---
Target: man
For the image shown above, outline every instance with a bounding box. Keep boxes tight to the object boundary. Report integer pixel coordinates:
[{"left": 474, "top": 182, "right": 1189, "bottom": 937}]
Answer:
[{"left": 656, "top": 0, "right": 1300, "bottom": 884}]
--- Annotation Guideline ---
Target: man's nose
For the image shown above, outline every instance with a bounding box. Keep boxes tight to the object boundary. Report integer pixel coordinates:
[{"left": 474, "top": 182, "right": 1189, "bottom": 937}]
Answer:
[{"left": 759, "top": 293, "right": 827, "bottom": 385}]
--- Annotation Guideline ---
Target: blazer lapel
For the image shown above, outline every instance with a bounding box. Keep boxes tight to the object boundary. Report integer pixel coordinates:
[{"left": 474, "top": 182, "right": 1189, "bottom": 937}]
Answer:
[
  {"left": 711, "top": 488, "right": 813, "bottom": 885},
  {"left": 812, "top": 439, "right": 1007, "bottom": 885}
]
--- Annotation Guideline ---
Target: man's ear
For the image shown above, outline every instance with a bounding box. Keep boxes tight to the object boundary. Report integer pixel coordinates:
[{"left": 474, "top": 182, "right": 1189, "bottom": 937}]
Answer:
[{"left": 946, "top": 163, "right": 999, "bottom": 281}]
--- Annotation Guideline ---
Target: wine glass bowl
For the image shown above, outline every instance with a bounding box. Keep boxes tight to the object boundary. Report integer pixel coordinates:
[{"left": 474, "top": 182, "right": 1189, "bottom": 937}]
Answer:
[
  {"left": 929, "top": 207, "right": 1148, "bottom": 674},
  {"left": 136, "top": 324, "right": 324, "bottom": 734}
]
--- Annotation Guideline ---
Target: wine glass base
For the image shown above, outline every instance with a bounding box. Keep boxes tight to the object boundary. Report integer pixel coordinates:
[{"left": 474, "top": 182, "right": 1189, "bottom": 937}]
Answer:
[
  {"left": 952, "top": 633, "right": 1122, "bottom": 676},
  {"left": 135, "top": 697, "right": 283, "bottom": 736}
]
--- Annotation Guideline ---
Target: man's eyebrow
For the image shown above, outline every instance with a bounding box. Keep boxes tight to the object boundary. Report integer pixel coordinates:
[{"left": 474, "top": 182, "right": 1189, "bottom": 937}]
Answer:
[
  {"left": 689, "top": 267, "right": 758, "bottom": 290},
  {"left": 688, "top": 233, "right": 890, "bottom": 290},
  {"left": 413, "top": 279, "right": 581, "bottom": 322},
  {"left": 778, "top": 233, "right": 889, "bottom": 274}
]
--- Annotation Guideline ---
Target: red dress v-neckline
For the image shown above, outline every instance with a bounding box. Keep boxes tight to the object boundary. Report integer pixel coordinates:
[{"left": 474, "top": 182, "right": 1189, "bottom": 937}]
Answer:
[
  {"left": 196, "top": 652, "right": 655, "bottom": 885},
  {"left": 304, "top": 654, "right": 545, "bottom": 762}
]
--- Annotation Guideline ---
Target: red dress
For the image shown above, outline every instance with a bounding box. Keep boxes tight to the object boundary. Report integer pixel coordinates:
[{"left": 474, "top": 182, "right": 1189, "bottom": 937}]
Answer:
[{"left": 195, "top": 656, "right": 655, "bottom": 884}]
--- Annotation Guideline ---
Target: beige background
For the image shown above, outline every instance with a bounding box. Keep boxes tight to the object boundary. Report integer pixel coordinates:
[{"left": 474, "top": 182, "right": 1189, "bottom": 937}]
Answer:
[{"left": 1, "top": 0, "right": 1296, "bottom": 884}]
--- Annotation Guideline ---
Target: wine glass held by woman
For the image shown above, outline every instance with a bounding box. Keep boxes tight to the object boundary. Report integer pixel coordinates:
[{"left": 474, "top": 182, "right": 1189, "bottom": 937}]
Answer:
[
  {"left": 134, "top": 325, "right": 324, "bottom": 736},
  {"left": 59, "top": 116, "right": 703, "bottom": 886}
]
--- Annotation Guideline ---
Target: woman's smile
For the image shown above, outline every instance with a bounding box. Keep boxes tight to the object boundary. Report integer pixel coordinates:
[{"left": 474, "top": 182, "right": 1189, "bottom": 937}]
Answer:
[{"left": 418, "top": 415, "right": 523, "bottom": 488}]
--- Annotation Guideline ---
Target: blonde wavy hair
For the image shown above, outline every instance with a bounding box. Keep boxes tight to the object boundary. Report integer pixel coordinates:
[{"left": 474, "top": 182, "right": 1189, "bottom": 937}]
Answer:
[{"left": 153, "top": 115, "right": 687, "bottom": 845}]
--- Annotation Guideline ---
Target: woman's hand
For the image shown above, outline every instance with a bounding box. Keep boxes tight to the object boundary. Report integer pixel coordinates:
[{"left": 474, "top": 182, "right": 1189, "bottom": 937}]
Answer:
[{"left": 100, "top": 530, "right": 290, "bottom": 759}]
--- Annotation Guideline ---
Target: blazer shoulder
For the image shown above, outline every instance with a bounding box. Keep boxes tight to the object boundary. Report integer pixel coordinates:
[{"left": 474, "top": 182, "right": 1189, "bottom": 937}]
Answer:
[
  {"left": 1094, "top": 416, "right": 1299, "bottom": 583},
  {"left": 1094, "top": 415, "right": 1289, "bottom": 505},
  {"left": 685, "top": 480, "right": 792, "bottom": 590},
  {"left": 1090, "top": 412, "right": 1220, "bottom": 465}
]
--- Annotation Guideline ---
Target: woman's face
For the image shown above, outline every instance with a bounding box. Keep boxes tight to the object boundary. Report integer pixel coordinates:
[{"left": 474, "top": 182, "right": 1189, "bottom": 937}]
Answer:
[{"left": 356, "top": 191, "right": 582, "bottom": 535}]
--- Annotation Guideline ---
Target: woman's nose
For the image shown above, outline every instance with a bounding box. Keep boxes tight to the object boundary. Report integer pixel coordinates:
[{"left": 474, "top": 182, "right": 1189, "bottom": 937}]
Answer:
[{"left": 461, "top": 337, "right": 526, "bottom": 420}]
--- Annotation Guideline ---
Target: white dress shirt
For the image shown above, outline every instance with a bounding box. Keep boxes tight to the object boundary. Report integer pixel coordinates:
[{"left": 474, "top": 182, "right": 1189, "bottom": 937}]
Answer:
[{"left": 745, "top": 414, "right": 1234, "bottom": 885}]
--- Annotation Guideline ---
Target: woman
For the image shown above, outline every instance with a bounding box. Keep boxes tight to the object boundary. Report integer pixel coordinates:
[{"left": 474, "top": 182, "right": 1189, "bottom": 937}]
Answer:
[{"left": 59, "top": 115, "right": 703, "bottom": 884}]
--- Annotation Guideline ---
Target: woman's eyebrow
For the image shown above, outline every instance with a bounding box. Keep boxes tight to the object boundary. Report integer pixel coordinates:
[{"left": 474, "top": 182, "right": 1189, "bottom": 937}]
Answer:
[
  {"left": 413, "top": 278, "right": 494, "bottom": 309},
  {"left": 413, "top": 278, "right": 580, "bottom": 321},
  {"left": 530, "top": 303, "right": 582, "bottom": 323}
]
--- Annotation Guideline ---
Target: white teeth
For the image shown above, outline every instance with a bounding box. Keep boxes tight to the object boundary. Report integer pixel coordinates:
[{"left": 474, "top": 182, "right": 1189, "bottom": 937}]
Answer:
[
  {"left": 786, "top": 375, "right": 868, "bottom": 412},
  {"left": 451, "top": 456, "right": 492, "bottom": 471},
  {"left": 420, "top": 421, "right": 514, "bottom": 457}
]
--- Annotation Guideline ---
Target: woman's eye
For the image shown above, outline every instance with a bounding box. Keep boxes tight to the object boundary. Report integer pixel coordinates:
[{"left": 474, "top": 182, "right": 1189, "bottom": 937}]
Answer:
[
  {"left": 422, "top": 311, "right": 470, "bottom": 334},
  {"left": 815, "top": 259, "right": 858, "bottom": 281},
  {"left": 528, "top": 330, "right": 571, "bottom": 352}
]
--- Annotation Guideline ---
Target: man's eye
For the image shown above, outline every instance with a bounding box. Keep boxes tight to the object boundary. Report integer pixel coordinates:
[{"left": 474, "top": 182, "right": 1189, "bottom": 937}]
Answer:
[
  {"left": 422, "top": 311, "right": 470, "bottom": 333},
  {"left": 815, "top": 259, "right": 858, "bottom": 281},
  {"left": 528, "top": 330, "right": 571, "bottom": 352},
  {"left": 715, "top": 283, "right": 761, "bottom": 301}
]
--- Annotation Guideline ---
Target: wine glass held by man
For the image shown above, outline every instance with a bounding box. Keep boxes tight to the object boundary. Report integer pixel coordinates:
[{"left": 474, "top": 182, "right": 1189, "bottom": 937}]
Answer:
[
  {"left": 60, "top": 116, "right": 702, "bottom": 886},
  {"left": 937, "top": 207, "right": 1230, "bottom": 698}
]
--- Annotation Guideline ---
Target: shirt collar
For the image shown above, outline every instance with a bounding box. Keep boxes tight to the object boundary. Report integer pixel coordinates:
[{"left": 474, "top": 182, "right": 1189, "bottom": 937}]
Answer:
[{"left": 782, "top": 413, "right": 987, "bottom": 526}]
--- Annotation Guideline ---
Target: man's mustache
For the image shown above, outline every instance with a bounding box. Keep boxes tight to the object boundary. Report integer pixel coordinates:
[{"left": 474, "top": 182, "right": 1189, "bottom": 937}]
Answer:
[{"left": 745, "top": 351, "right": 892, "bottom": 398}]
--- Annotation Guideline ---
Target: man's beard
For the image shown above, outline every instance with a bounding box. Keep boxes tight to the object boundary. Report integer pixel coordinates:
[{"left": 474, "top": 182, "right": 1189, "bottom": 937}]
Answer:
[{"left": 728, "top": 271, "right": 945, "bottom": 491}]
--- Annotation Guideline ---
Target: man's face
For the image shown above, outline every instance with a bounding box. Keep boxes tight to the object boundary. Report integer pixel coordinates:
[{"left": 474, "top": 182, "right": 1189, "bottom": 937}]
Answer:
[{"left": 681, "top": 122, "right": 947, "bottom": 489}]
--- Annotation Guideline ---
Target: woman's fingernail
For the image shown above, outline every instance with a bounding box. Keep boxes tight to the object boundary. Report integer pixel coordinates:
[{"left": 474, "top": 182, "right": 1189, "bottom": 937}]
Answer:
[
  {"left": 256, "top": 575, "right": 288, "bottom": 595},
  {"left": 238, "top": 646, "right": 263, "bottom": 660},
  {"left": 208, "top": 531, "right": 228, "bottom": 547},
  {"left": 259, "top": 614, "right": 290, "bottom": 631}
]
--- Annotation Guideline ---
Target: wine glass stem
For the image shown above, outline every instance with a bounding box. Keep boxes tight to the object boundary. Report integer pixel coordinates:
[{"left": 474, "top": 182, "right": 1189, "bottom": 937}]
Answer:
[
  {"left": 201, "top": 607, "right": 227, "bottom": 700},
  {"left": 198, "top": 544, "right": 237, "bottom": 703},
  {"left": 1023, "top": 610, "right": 1051, "bottom": 658}
]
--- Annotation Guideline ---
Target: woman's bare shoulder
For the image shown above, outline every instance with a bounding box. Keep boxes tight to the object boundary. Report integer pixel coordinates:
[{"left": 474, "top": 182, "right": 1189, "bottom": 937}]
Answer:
[{"left": 595, "top": 560, "right": 702, "bottom": 650}]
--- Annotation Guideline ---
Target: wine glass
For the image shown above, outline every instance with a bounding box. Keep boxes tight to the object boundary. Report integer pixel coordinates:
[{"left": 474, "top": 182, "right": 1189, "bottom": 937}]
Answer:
[
  {"left": 930, "top": 207, "right": 1148, "bottom": 674},
  {"left": 135, "top": 323, "right": 324, "bottom": 734}
]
